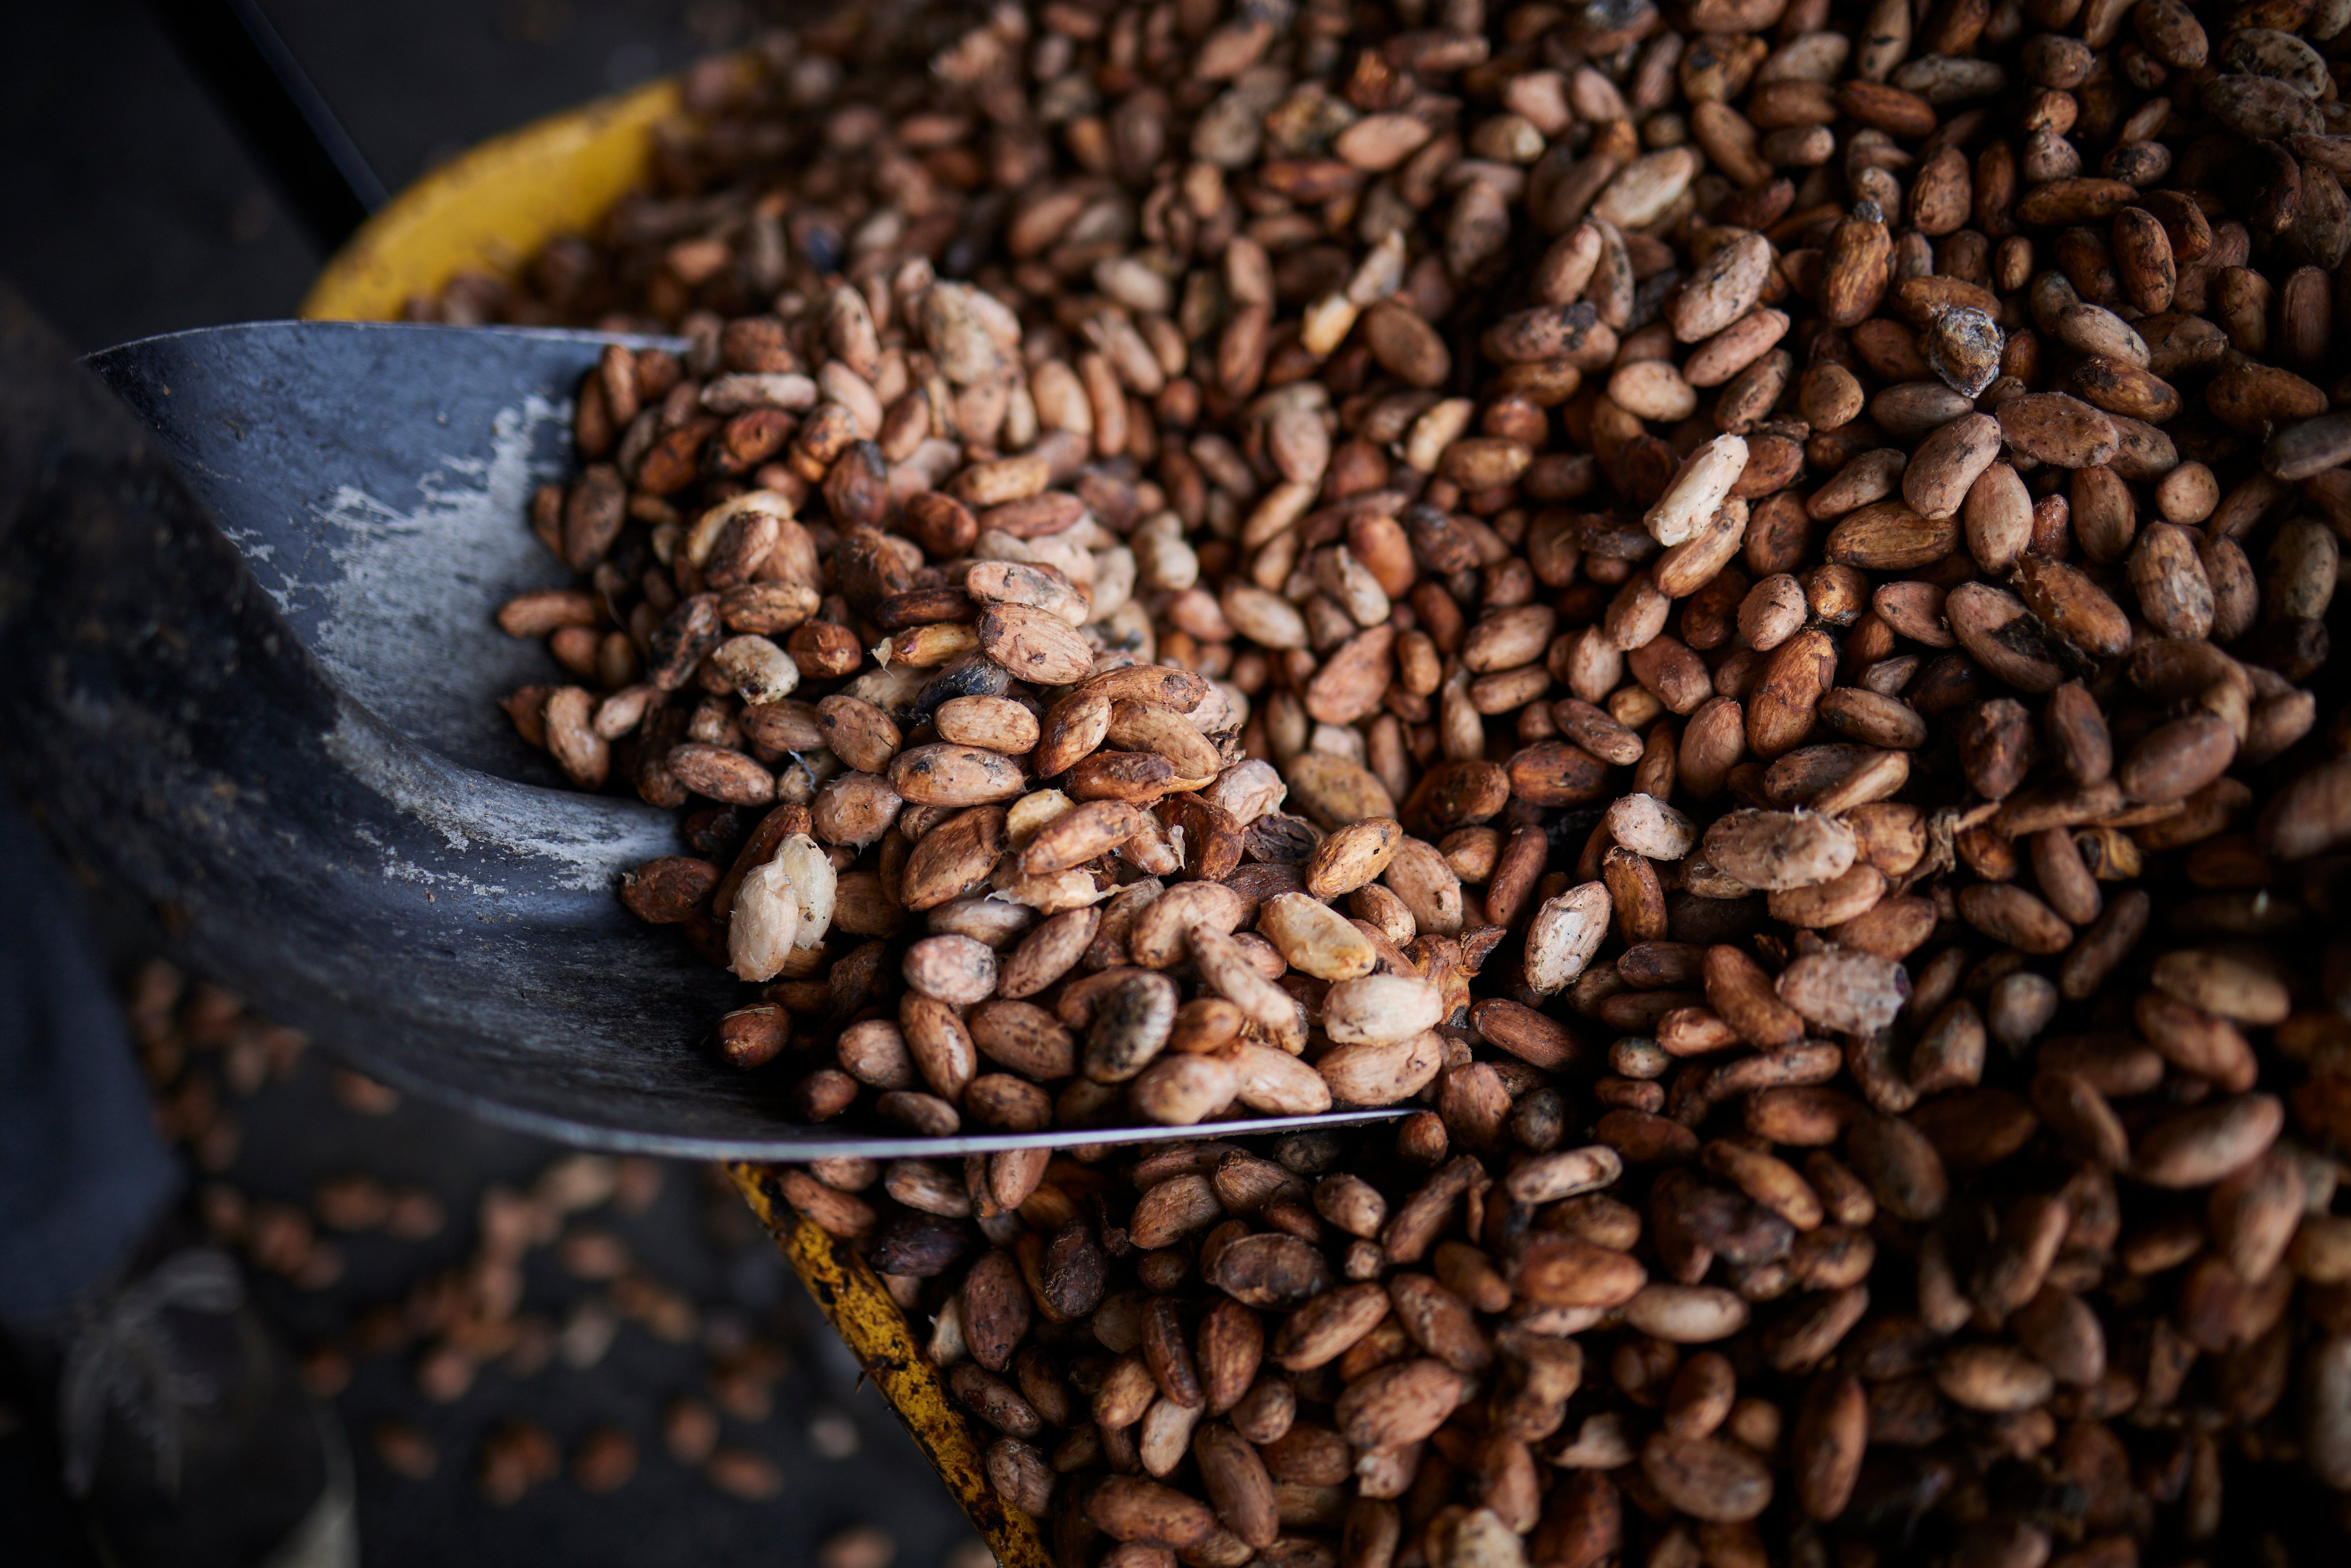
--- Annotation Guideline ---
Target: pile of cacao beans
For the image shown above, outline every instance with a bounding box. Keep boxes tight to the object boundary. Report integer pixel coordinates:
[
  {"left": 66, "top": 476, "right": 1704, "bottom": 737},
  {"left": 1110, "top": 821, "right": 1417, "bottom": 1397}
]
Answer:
[{"left": 452, "top": 0, "right": 2351, "bottom": 1553}]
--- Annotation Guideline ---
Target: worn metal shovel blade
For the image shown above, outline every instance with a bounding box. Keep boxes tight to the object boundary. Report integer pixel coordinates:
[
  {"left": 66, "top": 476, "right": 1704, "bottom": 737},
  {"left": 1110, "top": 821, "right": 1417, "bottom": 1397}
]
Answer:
[{"left": 0, "top": 309, "right": 1396, "bottom": 1158}]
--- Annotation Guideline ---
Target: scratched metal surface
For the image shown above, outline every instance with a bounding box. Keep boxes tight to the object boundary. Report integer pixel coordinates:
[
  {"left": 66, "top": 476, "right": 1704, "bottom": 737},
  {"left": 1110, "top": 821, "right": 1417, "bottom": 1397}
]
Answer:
[{"left": 87, "top": 321, "right": 622, "bottom": 783}]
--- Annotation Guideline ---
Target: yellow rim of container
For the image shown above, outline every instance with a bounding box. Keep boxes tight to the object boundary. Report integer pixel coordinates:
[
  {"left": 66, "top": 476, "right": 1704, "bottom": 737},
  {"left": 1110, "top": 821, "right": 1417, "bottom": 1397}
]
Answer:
[{"left": 300, "top": 73, "right": 680, "bottom": 323}]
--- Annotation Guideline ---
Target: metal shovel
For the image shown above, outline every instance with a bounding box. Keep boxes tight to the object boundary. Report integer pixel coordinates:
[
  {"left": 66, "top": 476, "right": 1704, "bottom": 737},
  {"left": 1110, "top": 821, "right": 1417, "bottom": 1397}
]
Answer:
[{"left": 0, "top": 293, "right": 1400, "bottom": 1160}]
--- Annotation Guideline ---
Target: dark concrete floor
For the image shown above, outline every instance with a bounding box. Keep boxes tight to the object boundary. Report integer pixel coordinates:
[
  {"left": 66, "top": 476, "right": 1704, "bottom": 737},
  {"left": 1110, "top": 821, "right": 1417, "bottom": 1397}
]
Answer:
[
  {"left": 0, "top": 2, "right": 977, "bottom": 1563},
  {"left": 164, "top": 1006, "right": 975, "bottom": 1568}
]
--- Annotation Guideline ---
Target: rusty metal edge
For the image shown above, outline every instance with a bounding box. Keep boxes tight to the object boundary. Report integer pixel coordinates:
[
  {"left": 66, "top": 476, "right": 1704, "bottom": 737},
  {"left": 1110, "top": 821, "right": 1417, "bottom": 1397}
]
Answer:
[{"left": 728, "top": 1161, "right": 1053, "bottom": 1568}]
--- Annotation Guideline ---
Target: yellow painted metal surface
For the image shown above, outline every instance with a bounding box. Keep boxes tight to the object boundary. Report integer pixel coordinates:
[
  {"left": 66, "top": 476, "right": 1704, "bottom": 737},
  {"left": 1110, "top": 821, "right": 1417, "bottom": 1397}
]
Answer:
[
  {"left": 300, "top": 74, "right": 679, "bottom": 323},
  {"left": 730, "top": 1164, "right": 1053, "bottom": 1568}
]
